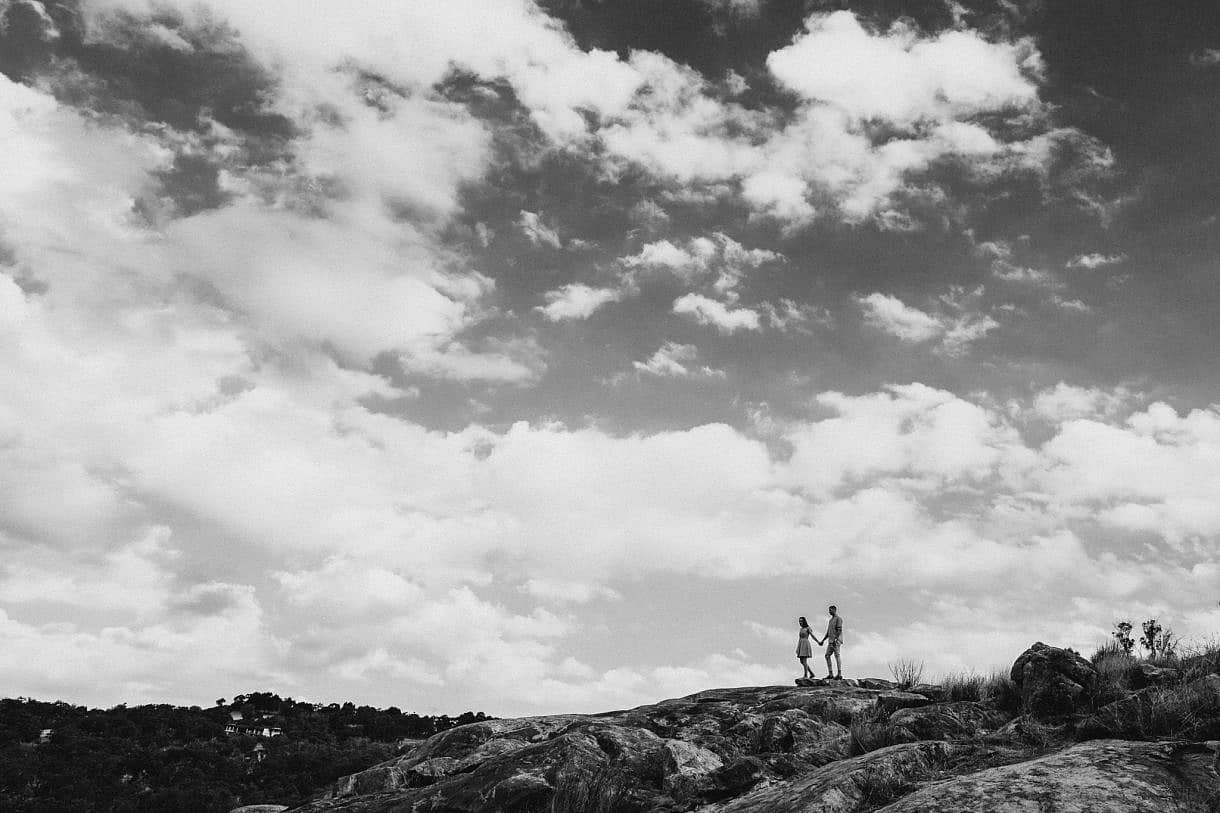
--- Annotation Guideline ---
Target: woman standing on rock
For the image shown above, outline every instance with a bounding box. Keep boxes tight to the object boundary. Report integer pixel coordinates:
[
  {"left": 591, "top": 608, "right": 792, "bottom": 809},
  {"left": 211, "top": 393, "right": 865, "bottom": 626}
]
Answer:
[{"left": 796, "top": 617, "right": 816, "bottom": 679}]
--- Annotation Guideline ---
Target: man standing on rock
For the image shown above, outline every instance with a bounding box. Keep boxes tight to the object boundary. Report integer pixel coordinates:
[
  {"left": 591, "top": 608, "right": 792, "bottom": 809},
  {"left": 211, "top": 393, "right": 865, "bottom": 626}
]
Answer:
[{"left": 817, "top": 605, "right": 844, "bottom": 679}]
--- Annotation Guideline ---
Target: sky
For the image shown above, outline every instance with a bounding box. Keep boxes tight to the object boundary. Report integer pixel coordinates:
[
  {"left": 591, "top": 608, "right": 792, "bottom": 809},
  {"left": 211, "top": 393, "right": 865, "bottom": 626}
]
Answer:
[{"left": 1, "top": 0, "right": 1219, "bottom": 717}]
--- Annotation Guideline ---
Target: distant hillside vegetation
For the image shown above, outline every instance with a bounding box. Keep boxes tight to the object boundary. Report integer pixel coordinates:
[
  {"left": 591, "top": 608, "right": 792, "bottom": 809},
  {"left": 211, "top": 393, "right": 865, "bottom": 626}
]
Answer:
[{"left": 0, "top": 692, "right": 492, "bottom": 812}]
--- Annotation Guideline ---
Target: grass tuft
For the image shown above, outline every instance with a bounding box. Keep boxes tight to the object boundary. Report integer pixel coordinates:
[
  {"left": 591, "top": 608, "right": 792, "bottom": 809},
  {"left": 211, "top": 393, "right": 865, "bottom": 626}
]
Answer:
[
  {"left": 889, "top": 659, "right": 925, "bottom": 691},
  {"left": 847, "top": 707, "right": 900, "bottom": 756}
]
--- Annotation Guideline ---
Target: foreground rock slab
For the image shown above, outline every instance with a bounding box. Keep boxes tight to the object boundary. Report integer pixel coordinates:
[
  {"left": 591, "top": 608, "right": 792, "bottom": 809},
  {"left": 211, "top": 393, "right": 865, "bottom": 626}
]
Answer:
[{"left": 875, "top": 739, "right": 1219, "bottom": 812}]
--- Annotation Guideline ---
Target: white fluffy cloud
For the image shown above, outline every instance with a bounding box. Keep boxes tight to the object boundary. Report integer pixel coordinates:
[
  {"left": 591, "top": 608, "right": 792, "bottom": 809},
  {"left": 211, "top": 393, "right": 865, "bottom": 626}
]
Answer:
[
  {"left": 593, "top": 10, "right": 1081, "bottom": 225},
  {"left": 633, "top": 341, "right": 723, "bottom": 378},
  {"left": 857, "top": 291, "right": 997, "bottom": 355},
  {"left": 766, "top": 13, "right": 1039, "bottom": 124},
  {"left": 673, "top": 293, "right": 762, "bottom": 333},
  {"left": 537, "top": 283, "right": 622, "bottom": 321},
  {"left": 621, "top": 233, "right": 780, "bottom": 292},
  {"left": 858, "top": 292, "right": 944, "bottom": 342}
]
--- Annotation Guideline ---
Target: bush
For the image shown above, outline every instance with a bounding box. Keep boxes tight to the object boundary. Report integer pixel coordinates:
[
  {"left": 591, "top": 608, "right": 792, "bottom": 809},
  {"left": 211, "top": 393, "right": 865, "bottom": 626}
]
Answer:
[{"left": 888, "top": 659, "right": 925, "bottom": 691}]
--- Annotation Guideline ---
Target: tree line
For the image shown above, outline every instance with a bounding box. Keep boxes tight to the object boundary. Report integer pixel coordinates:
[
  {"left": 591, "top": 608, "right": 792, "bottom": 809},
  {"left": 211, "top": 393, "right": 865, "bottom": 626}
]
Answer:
[{"left": 0, "top": 692, "right": 492, "bottom": 812}]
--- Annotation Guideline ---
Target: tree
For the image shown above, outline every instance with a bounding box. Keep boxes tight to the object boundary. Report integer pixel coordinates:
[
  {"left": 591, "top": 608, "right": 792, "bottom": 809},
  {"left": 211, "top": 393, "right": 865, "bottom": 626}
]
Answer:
[
  {"left": 1140, "top": 618, "right": 1176, "bottom": 660},
  {"left": 1112, "top": 621, "right": 1134, "bottom": 655}
]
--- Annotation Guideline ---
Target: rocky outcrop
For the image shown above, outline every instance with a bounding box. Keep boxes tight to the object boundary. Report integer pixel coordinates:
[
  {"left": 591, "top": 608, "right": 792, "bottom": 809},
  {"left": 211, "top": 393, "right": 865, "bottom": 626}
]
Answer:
[
  {"left": 285, "top": 646, "right": 1220, "bottom": 813},
  {"left": 876, "top": 739, "right": 1219, "bottom": 812},
  {"left": 1010, "top": 642, "right": 1097, "bottom": 719},
  {"left": 289, "top": 685, "right": 892, "bottom": 813}
]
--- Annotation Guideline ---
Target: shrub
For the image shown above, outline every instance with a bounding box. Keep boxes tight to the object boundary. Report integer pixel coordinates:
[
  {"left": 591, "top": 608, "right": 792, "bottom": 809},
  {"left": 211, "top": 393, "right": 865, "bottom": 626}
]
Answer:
[{"left": 888, "top": 659, "right": 925, "bottom": 691}]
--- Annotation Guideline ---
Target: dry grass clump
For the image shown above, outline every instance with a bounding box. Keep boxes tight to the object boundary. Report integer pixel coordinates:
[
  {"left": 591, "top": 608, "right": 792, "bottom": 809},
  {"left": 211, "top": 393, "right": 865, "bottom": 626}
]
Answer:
[
  {"left": 551, "top": 765, "right": 633, "bottom": 813},
  {"left": 1090, "top": 648, "right": 1142, "bottom": 708},
  {"left": 982, "top": 672, "right": 1021, "bottom": 715},
  {"left": 941, "top": 671, "right": 986, "bottom": 702},
  {"left": 888, "top": 659, "right": 925, "bottom": 691},
  {"left": 1083, "top": 680, "right": 1220, "bottom": 741},
  {"left": 847, "top": 707, "right": 901, "bottom": 756},
  {"left": 1175, "top": 638, "right": 1220, "bottom": 681},
  {"left": 940, "top": 670, "right": 1020, "bottom": 713}
]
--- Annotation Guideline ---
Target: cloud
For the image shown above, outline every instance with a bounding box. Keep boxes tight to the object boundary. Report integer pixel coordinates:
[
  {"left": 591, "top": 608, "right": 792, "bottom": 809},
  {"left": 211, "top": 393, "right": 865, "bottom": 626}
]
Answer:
[
  {"left": 699, "top": 0, "right": 764, "bottom": 18},
  {"left": 1031, "top": 383, "right": 1137, "bottom": 422},
  {"left": 595, "top": 10, "right": 1105, "bottom": 227},
  {"left": 621, "top": 233, "right": 780, "bottom": 292},
  {"left": 537, "top": 283, "right": 621, "bottom": 321},
  {"left": 518, "top": 210, "right": 562, "bottom": 249},
  {"left": 1066, "top": 252, "right": 1127, "bottom": 270},
  {"left": 766, "top": 12, "right": 1039, "bottom": 124},
  {"left": 521, "top": 579, "right": 621, "bottom": 604},
  {"left": 633, "top": 341, "right": 723, "bottom": 378},
  {"left": 857, "top": 292, "right": 944, "bottom": 342},
  {"left": 672, "top": 293, "right": 761, "bottom": 333},
  {"left": 857, "top": 291, "right": 998, "bottom": 355},
  {"left": 762, "top": 299, "right": 834, "bottom": 334},
  {"left": 1050, "top": 294, "right": 1091, "bottom": 313},
  {"left": 1189, "top": 48, "right": 1220, "bottom": 68}
]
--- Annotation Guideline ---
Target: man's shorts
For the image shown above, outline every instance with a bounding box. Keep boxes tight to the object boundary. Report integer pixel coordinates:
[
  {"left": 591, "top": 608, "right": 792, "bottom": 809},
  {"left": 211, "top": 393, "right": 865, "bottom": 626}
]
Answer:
[{"left": 825, "top": 639, "right": 841, "bottom": 655}]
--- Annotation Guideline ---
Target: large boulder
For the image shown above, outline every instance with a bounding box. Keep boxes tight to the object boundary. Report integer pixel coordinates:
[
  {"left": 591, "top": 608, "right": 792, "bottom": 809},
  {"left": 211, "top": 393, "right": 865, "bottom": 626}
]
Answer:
[
  {"left": 1010, "top": 642, "right": 1097, "bottom": 719},
  {"left": 875, "top": 739, "right": 1220, "bottom": 812}
]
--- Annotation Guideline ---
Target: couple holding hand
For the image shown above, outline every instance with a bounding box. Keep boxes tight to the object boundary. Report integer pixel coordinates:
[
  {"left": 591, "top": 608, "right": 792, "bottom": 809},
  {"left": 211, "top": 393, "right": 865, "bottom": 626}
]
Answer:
[{"left": 797, "top": 605, "right": 843, "bottom": 680}]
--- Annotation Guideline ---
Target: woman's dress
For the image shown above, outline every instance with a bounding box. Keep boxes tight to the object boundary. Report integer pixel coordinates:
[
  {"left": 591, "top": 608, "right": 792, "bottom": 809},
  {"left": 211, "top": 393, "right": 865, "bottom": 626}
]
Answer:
[{"left": 797, "top": 626, "right": 813, "bottom": 658}]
